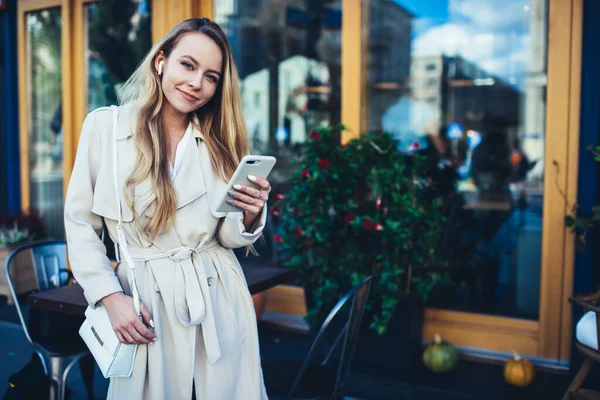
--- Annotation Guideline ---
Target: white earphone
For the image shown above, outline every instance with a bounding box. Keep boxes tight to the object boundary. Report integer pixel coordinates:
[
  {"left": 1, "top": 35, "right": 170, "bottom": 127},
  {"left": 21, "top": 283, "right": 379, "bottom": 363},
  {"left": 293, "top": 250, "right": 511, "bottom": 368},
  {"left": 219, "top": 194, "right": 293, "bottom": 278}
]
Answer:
[{"left": 158, "top": 61, "right": 164, "bottom": 76}]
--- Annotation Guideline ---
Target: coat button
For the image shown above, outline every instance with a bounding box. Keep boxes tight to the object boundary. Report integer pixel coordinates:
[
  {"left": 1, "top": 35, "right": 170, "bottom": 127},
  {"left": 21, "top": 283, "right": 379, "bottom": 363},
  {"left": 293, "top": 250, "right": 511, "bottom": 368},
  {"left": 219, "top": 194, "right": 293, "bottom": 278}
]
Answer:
[{"left": 207, "top": 277, "right": 215, "bottom": 287}]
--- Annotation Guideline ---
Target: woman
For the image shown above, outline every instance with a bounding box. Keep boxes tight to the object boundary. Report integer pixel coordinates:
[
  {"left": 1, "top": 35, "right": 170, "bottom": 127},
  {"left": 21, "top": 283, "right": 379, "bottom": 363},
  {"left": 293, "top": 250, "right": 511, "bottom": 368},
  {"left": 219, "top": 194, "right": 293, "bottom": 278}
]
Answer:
[{"left": 65, "top": 18, "right": 270, "bottom": 399}]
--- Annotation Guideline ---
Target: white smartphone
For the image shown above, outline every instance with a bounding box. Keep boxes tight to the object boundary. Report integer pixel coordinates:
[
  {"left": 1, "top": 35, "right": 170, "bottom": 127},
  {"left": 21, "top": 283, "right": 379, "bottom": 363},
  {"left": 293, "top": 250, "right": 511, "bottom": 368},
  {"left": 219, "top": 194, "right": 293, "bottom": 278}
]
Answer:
[{"left": 215, "top": 155, "right": 277, "bottom": 213}]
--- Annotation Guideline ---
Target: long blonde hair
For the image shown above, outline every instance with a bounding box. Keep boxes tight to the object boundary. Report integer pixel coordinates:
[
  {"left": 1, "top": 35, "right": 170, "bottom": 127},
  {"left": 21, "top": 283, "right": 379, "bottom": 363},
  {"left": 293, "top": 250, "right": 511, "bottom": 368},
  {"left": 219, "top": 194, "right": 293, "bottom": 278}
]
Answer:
[{"left": 119, "top": 18, "right": 249, "bottom": 239}]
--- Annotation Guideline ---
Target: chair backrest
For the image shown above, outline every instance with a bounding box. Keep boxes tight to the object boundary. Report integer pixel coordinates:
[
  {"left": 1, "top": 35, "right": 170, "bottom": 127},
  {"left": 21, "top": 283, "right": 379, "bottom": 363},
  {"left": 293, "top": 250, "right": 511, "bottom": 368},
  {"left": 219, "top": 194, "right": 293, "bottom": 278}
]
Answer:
[
  {"left": 5, "top": 240, "right": 71, "bottom": 346},
  {"left": 288, "top": 275, "right": 375, "bottom": 398}
]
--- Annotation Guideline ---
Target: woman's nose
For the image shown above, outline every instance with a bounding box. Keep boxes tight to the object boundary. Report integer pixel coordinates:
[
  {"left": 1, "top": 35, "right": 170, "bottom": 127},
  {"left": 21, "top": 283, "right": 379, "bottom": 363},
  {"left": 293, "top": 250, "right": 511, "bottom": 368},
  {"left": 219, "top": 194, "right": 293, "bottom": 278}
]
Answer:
[{"left": 188, "top": 74, "right": 202, "bottom": 89}]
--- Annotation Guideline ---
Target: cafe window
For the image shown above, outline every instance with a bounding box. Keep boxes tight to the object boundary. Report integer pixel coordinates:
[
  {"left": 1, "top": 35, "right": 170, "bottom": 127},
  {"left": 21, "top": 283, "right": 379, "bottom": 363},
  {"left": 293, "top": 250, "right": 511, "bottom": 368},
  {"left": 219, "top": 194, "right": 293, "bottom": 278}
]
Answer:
[{"left": 366, "top": 0, "right": 548, "bottom": 321}]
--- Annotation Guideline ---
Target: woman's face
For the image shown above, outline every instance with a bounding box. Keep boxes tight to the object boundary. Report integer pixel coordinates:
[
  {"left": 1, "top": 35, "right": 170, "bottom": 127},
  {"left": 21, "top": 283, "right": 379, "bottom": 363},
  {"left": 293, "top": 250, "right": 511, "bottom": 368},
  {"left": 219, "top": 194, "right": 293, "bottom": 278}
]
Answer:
[{"left": 156, "top": 32, "right": 223, "bottom": 116}]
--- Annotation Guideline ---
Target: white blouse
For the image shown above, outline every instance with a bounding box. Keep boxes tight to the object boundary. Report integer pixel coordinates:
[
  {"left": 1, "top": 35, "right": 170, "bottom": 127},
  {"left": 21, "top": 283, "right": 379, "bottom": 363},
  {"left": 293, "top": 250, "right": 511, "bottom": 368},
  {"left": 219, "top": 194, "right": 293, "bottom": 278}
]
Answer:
[{"left": 169, "top": 122, "right": 194, "bottom": 181}]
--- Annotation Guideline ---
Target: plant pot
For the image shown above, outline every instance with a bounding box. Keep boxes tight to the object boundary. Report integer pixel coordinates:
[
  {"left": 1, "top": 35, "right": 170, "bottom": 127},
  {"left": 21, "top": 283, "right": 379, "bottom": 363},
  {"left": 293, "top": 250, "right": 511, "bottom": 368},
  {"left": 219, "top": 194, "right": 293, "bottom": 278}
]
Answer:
[
  {"left": 354, "top": 295, "right": 425, "bottom": 374},
  {"left": 0, "top": 243, "right": 37, "bottom": 304}
]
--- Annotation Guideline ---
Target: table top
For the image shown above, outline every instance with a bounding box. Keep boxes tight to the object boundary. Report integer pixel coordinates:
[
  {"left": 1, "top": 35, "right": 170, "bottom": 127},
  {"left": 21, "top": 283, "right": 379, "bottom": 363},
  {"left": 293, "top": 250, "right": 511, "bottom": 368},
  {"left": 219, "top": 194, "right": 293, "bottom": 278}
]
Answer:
[{"left": 28, "top": 264, "right": 294, "bottom": 317}]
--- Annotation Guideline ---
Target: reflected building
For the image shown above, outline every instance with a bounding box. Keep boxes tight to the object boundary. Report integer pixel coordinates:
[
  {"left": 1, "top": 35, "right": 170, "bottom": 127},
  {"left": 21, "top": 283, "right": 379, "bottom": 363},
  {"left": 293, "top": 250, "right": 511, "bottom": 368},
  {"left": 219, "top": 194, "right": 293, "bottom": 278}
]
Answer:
[
  {"left": 215, "top": 0, "right": 342, "bottom": 154},
  {"left": 411, "top": 54, "right": 522, "bottom": 149},
  {"left": 366, "top": 0, "right": 413, "bottom": 131},
  {"left": 523, "top": 0, "right": 548, "bottom": 180}
]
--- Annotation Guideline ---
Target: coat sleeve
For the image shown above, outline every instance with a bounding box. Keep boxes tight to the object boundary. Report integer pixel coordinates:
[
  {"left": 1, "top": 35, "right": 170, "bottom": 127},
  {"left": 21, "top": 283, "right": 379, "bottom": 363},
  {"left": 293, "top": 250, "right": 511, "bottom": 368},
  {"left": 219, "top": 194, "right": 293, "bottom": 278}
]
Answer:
[
  {"left": 217, "top": 204, "right": 267, "bottom": 249},
  {"left": 64, "top": 111, "right": 123, "bottom": 308}
]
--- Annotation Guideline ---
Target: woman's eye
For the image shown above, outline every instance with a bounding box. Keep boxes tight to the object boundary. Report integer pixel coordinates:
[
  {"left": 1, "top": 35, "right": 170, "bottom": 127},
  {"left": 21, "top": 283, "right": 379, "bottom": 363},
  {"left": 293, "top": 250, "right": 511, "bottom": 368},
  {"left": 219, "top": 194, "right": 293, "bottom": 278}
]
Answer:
[
  {"left": 182, "top": 62, "right": 193, "bottom": 70},
  {"left": 206, "top": 74, "right": 219, "bottom": 83}
]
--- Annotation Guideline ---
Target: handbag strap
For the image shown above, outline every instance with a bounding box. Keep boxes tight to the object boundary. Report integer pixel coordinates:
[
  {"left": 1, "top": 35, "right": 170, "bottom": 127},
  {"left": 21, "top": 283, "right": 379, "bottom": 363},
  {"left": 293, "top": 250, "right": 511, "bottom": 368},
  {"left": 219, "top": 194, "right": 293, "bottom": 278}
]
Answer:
[{"left": 111, "top": 105, "right": 141, "bottom": 317}]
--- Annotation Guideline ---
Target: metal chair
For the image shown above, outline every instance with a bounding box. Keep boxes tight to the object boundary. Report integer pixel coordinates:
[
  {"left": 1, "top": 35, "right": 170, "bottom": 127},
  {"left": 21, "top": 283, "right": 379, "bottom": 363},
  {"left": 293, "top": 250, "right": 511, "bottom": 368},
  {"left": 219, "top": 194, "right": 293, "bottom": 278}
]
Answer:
[
  {"left": 5, "top": 240, "right": 92, "bottom": 400},
  {"left": 262, "top": 275, "right": 375, "bottom": 400},
  {"left": 562, "top": 292, "right": 600, "bottom": 400}
]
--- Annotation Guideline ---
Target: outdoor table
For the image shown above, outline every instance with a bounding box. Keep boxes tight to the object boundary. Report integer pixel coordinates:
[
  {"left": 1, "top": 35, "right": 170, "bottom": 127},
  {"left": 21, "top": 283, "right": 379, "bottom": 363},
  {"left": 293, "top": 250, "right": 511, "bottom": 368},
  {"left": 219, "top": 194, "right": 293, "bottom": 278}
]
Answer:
[{"left": 28, "top": 264, "right": 294, "bottom": 316}]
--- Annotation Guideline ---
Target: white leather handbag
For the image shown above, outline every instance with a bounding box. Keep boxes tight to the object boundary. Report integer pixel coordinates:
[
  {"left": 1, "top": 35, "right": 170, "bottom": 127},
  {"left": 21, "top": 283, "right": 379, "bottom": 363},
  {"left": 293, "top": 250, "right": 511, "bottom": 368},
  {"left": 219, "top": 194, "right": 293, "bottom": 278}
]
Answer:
[{"left": 79, "top": 105, "right": 142, "bottom": 378}]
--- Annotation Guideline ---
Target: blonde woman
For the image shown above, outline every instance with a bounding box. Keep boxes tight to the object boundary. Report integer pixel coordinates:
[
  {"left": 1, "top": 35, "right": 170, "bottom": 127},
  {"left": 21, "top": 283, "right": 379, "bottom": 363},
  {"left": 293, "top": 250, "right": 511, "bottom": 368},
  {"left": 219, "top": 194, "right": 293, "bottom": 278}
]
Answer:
[{"left": 65, "top": 18, "right": 270, "bottom": 399}]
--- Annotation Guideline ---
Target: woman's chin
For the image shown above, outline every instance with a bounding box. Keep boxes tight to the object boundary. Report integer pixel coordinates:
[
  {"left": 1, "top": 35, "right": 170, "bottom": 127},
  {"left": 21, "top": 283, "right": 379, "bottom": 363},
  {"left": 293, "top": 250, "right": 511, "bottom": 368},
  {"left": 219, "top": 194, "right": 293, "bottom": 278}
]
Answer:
[{"left": 167, "top": 98, "right": 200, "bottom": 115}]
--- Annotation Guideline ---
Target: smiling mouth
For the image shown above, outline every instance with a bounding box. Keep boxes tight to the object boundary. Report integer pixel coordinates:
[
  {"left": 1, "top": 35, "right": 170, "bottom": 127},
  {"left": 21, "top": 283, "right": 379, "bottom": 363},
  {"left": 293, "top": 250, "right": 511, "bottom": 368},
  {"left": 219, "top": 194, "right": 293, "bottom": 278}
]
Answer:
[{"left": 178, "top": 89, "right": 199, "bottom": 102}]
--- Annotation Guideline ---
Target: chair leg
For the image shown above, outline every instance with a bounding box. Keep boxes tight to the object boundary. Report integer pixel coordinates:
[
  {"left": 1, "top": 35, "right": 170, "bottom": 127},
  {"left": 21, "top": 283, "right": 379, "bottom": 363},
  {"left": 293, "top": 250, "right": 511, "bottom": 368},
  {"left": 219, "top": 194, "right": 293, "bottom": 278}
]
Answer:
[
  {"left": 562, "top": 358, "right": 594, "bottom": 400},
  {"left": 61, "top": 354, "right": 88, "bottom": 400},
  {"left": 79, "top": 355, "right": 95, "bottom": 399},
  {"left": 44, "top": 353, "right": 87, "bottom": 400}
]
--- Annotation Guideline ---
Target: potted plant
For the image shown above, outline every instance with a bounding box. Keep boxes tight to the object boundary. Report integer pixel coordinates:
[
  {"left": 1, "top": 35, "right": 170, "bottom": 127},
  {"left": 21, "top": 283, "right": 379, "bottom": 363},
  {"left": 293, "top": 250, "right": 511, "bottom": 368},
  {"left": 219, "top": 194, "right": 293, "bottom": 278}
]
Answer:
[
  {"left": 564, "top": 145, "right": 600, "bottom": 252},
  {"left": 0, "top": 211, "right": 46, "bottom": 303},
  {"left": 271, "top": 126, "right": 452, "bottom": 371}
]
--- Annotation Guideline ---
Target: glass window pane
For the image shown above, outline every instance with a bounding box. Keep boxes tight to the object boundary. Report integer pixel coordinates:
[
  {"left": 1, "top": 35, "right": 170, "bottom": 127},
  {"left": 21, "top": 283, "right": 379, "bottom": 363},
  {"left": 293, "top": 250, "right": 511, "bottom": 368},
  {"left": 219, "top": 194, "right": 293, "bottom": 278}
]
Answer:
[
  {"left": 215, "top": 1, "right": 342, "bottom": 192},
  {"left": 366, "top": 0, "right": 548, "bottom": 320},
  {"left": 27, "top": 8, "right": 63, "bottom": 239},
  {"left": 86, "top": 0, "right": 152, "bottom": 110},
  {"left": 0, "top": 17, "right": 6, "bottom": 211},
  {"left": 215, "top": 1, "right": 343, "bottom": 266}
]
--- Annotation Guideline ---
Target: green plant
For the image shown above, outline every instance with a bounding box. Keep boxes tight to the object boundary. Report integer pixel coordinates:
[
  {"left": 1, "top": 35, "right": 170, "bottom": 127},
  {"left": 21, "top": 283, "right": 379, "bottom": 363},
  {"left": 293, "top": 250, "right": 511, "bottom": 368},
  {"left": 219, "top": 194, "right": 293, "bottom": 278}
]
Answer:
[
  {"left": 272, "top": 126, "right": 450, "bottom": 334},
  {"left": 0, "top": 224, "right": 31, "bottom": 247},
  {"left": 0, "top": 211, "right": 45, "bottom": 248},
  {"left": 564, "top": 145, "right": 600, "bottom": 252}
]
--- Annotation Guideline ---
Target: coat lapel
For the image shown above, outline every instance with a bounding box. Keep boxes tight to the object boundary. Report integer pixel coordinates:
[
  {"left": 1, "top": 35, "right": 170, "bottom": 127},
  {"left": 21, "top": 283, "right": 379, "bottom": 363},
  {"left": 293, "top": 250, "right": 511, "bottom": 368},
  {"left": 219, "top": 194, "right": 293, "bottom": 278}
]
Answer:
[
  {"left": 115, "top": 106, "right": 227, "bottom": 219},
  {"left": 188, "top": 125, "right": 228, "bottom": 218},
  {"left": 172, "top": 136, "right": 207, "bottom": 209},
  {"left": 114, "top": 104, "right": 156, "bottom": 218}
]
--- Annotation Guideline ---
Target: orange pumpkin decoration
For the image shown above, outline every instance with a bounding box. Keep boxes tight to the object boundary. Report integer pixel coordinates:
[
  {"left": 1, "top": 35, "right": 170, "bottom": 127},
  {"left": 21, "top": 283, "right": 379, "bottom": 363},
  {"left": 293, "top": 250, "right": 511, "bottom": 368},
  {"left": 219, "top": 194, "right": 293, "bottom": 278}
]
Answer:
[{"left": 503, "top": 351, "right": 535, "bottom": 387}]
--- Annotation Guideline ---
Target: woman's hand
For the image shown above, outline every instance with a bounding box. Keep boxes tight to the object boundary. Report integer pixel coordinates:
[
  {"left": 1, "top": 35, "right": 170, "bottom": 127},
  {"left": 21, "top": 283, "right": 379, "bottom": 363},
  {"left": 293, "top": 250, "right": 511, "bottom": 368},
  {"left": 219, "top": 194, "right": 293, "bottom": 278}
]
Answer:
[
  {"left": 227, "top": 174, "right": 271, "bottom": 228},
  {"left": 100, "top": 292, "right": 156, "bottom": 345}
]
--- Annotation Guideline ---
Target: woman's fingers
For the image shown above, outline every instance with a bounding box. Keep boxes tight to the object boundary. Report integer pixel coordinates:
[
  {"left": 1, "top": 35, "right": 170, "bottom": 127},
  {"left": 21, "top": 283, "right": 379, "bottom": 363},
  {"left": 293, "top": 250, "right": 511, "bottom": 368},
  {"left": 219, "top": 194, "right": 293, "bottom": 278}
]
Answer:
[
  {"left": 133, "top": 319, "right": 156, "bottom": 342},
  {"left": 119, "top": 329, "right": 137, "bottom": 345},
  {"left": 140, "top": 302, "right": 155, "bottom": 328},
  {"left": 229, "top": 176, "right": 271, "bottom": 211},
  {"left": 248, "top": 175, "right": 271, "bottom": 191},
  {"left": 229, "top": 190, "right": 263, "bottom": 206}
]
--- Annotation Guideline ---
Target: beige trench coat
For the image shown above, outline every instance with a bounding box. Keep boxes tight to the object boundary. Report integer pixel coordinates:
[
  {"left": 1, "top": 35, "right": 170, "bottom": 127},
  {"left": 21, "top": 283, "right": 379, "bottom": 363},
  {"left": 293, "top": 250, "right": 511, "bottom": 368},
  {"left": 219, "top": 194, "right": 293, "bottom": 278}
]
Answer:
[{"left": 64, "top": 104, "right": 269, "bottom": 400}]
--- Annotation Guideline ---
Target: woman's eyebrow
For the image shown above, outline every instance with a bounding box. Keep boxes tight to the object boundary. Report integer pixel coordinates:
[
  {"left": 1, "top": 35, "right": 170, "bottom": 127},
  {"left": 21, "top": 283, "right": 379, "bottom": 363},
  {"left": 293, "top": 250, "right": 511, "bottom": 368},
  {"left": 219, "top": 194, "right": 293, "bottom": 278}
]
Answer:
[{"left": 181, "top": 55, "right": 222, "bottom": 77}]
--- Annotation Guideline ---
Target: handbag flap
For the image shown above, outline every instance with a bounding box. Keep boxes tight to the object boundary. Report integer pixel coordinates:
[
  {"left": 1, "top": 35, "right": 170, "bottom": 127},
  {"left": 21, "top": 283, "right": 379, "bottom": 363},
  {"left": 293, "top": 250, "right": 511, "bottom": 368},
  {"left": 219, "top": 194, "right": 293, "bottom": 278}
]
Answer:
[{"left": 84, "top": 306, "right": 120, "bottom": 356}]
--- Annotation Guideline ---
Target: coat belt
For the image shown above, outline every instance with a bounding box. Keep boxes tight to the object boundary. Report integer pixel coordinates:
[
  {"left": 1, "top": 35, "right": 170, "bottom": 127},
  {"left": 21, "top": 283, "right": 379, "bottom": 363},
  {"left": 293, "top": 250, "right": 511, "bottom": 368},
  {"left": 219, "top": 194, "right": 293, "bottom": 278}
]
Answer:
[{"left": 126, "top": 241, "right": 221, "bottom": 365}]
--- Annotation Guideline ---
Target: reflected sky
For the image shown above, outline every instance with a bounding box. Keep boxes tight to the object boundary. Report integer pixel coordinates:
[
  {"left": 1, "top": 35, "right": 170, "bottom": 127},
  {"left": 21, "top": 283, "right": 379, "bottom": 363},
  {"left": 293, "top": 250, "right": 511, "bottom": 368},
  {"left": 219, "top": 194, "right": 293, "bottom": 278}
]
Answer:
[{"left": 393, "top": 0, "right": 536, "bottom": 88}]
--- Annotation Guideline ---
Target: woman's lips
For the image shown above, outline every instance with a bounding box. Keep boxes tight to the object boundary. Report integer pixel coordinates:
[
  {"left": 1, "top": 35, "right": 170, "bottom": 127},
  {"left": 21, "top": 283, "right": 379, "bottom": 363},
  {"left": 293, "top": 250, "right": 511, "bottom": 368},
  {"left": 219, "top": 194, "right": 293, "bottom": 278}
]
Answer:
[{"left": 178, "top": 89, "right": 199, "bottom": 102}]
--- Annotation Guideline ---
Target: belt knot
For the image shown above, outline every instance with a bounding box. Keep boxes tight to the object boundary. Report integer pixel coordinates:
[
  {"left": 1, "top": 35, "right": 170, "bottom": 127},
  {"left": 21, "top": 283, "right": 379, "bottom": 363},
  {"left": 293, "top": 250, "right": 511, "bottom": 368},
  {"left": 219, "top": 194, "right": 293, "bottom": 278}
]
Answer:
[{"left": 168, "top": 247, "right": 195, "bottom": 262}]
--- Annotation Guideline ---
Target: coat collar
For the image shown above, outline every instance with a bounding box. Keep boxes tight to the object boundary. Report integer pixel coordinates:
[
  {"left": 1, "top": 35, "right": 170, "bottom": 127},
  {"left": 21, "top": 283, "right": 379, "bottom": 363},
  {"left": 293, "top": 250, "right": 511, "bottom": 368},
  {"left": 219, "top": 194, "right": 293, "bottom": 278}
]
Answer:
[
  {"left": 114, "top": 104, "right": 225, "bottom": 219},
  {"left": 115, "top": 103, "right": 205, "bottom": 141}
]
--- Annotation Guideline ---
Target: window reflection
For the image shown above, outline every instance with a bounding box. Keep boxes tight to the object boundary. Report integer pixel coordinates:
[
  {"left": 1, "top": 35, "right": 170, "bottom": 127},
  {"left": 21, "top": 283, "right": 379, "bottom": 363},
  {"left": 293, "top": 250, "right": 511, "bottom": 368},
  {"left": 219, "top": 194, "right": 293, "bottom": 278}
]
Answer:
[
  {"left": 216, "top": 0, "right": 343, "bottom": 266},
  {"left": 86, "top": 0, "right": 152, "bottom": 110},
  {"left": 215, "top": 0, "right": 342, "bottom": 189},
  {"left": 367, "top": 0, "right": 547, "bottom": 319},
  {"left": 27, "top": 8, "right": 63, "bottom": 239}
]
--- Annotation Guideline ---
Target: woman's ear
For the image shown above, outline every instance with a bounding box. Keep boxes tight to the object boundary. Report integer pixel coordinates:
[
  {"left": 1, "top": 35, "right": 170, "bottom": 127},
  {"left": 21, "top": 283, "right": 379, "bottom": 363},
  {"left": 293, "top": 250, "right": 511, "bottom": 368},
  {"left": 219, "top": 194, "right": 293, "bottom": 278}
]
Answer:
[{"left": 155, "top": 52, "right": 165, "bottom": 76}]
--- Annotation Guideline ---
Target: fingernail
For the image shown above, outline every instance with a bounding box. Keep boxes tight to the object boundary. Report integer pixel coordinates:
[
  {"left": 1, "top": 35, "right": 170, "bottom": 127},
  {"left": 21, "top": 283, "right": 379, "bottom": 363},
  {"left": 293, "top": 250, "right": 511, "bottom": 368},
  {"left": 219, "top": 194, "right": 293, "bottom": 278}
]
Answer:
[
  {"left": 149, "top": 341, "right": 154, "bottom": 345},
  {"left": 152, "top": 338, "right": 157, "bottom": 341},
  {"left": 228, "top": 190, "right": 237, "bottom": 197},
  {"left": 227, "top": 199, "right": 234, "bottom": 204},
  {"left": 149, "top": 319, "right": 155, "bottom": 328},
  {"left": 248, "top": 175, "right": 257, "bottom": 181},
  {"left": 233, "top": 184, "right": 242, "bottom": 190}
]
